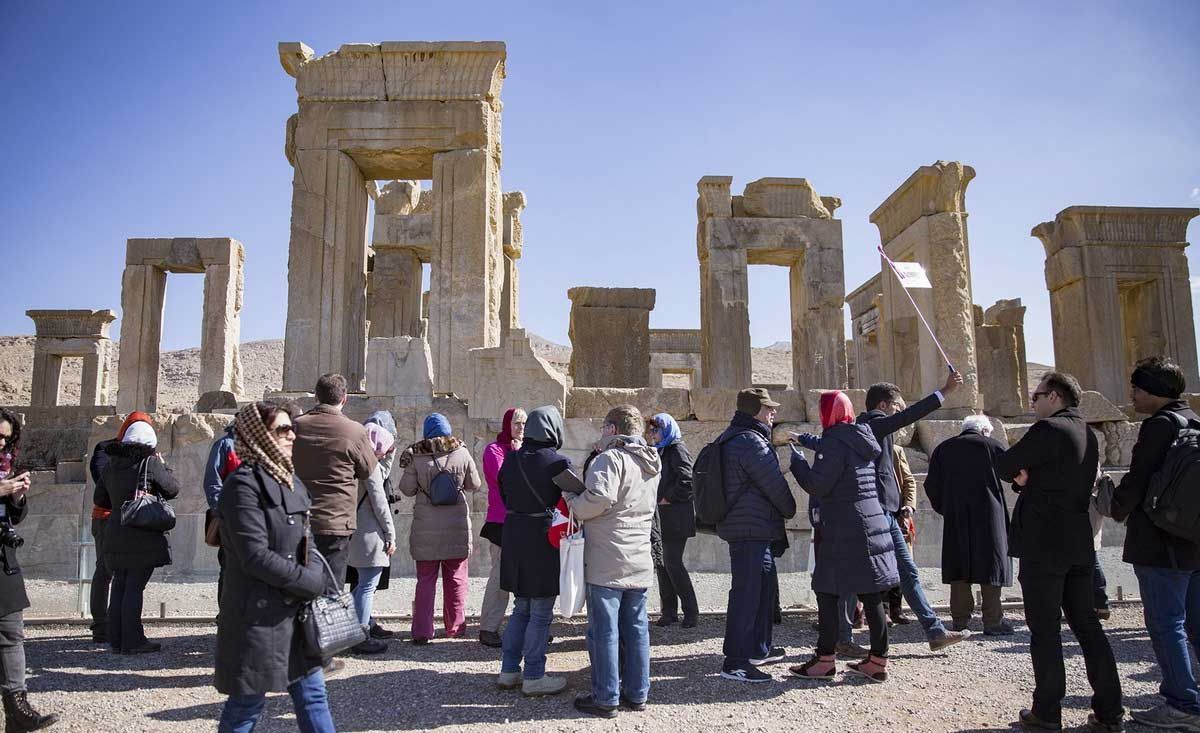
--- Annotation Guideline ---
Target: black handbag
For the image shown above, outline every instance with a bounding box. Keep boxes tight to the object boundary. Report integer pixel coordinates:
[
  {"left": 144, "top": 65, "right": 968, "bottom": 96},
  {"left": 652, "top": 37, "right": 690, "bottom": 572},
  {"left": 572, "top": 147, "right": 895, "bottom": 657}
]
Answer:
[
  {"left": 299, "top": 551, "right": 367, "bottom": 658},
  {"left": 120, "top": 458, "right": 176, "bottom": 532}
]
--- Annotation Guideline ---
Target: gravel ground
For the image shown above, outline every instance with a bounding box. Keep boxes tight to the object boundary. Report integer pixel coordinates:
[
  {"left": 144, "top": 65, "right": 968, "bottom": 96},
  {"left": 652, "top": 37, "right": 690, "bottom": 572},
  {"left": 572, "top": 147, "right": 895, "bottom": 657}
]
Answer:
[{"left": 22, "top": 604, "right": 1194, "bottom": 732}]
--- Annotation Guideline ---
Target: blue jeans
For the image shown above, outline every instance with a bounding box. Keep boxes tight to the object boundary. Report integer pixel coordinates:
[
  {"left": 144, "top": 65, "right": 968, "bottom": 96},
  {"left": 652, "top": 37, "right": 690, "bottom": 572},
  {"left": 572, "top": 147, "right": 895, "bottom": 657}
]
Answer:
[
  {"left": 501, "top": 596, "right": 555, "bottom": 680},
  {"left": 1134, "top": 565, "right": 1200, "bottom": 715},
  {"left": 218, "top": 667, "right": 334, "bottom": 733},
  {"left": 586, "top": 584, "right": 650, "bottom": 706},
  {"left": 723, "top": 540, "right": 775, "bottom": 665},
  {"left": 885, "top": 513, "right": 946, "bottom": 639},
  {"left": 351, "top": 566, "right": 384, "bottom": 629}
]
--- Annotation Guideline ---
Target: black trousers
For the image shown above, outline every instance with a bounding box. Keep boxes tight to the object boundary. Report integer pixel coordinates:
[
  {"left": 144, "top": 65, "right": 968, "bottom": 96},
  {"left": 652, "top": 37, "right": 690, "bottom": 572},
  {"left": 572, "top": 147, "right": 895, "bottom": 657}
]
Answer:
[
  {"left": 108, "top": 566, "right": 154, "bottom": 652},
  {"left": 89, "top": 517, "right": 112, "bottom": 631},
  {"left": 722, "top": 540, "right": 775, "bottom": 665},
  {"left": 1019, "top": 559, "right": 1123, "bottom": 724},
  {"left": 817, "top": 591, "right": 887, "bottom": 657},
  {"left": 1092, "top": 556, "right": 1109, "bottom": 609},
  {"left": 656, "top": 538, "right": 699, "bottom": 621},
  {"left": 315, "top": 534, "right": 350, "bottom": 587}
]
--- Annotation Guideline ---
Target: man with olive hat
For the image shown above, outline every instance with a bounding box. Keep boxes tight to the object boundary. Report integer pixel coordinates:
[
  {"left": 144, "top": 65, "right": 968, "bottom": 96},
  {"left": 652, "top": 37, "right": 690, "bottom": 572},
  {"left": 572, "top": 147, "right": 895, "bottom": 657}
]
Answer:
[
  {"left": 1109, "top": 357, "right": 1200, "bottom": 731},
  {"left": 715, "top": 388, "right": 796, "bottom": 683}
]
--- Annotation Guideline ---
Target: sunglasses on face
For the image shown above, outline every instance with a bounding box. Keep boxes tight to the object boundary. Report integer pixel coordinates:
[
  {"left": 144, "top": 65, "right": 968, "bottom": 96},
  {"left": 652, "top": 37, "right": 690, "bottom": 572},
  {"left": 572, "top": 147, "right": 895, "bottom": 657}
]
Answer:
[
  {"left": 272, "top": 424, "right": 295, "bottom": 438},
  {"left": 1031, "top": 390, "right": 1051, "bottom": 403}
]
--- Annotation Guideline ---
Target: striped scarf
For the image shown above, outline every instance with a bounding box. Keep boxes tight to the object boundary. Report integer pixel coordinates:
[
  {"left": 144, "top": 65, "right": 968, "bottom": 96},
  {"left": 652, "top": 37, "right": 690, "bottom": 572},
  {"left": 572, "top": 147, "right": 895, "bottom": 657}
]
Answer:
[{"left": 233, "top": 404, "right": 294, "bottom": 489}]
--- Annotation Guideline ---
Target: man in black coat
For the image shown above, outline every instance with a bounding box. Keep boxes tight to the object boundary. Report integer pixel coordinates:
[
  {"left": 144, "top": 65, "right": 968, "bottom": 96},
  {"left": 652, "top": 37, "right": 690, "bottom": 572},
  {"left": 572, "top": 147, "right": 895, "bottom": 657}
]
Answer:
[
  {"left": 1107, "top": 357, "right": 1200, "bottom": 730},
  {"left": 925, "top": 414, "right": 1013, "bottom": 635},
  {"left": 855, "top": 370, "right": 969, "bottom": 651},
  {"left": 995, "top": 371, "right": 1123, "bottom": 731},
  {"left": 717, "top": 389, "right": 796, "bottom": 683}
]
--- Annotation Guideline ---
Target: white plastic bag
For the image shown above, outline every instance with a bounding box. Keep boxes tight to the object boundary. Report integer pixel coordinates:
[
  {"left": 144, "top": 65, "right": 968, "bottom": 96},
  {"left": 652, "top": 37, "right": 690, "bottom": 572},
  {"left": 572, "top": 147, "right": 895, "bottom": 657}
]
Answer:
[{"left": 558, "top": 510, "right": 586, "bottom": 618}]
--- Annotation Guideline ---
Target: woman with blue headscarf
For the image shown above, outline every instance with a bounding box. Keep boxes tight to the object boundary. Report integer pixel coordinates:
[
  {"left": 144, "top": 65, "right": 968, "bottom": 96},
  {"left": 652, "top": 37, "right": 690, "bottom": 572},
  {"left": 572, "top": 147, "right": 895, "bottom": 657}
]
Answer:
[{"left": 646, "top": 413, "right": 699, "bottom": 628}]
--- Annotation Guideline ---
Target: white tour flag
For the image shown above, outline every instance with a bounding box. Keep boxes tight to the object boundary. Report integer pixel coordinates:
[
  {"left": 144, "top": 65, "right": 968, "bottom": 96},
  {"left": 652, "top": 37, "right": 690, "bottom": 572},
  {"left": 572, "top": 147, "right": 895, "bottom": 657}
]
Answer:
[{"left": 891, "top": 261, "right": 932, "bottom": 289}]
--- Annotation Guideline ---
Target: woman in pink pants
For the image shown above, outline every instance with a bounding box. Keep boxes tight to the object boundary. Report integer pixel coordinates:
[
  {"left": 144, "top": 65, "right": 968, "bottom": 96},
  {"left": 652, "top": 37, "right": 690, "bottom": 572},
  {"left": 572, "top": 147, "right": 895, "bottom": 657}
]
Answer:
[{"left": 397, "top": 413, "right": 482, "bottom": 643}]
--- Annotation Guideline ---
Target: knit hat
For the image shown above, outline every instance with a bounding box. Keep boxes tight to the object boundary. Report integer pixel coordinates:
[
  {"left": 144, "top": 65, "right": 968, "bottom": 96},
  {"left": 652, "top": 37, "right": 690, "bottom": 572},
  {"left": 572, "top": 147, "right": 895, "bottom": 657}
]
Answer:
[
  {"left": 1131, "top": 366, "right": 1183, "bottom": 399},
  {"left": 121, "top": 421, "right": 158, "bottom": 449},
  {"left": 423, "top": 413, "right": 452, "bottom": 440}
]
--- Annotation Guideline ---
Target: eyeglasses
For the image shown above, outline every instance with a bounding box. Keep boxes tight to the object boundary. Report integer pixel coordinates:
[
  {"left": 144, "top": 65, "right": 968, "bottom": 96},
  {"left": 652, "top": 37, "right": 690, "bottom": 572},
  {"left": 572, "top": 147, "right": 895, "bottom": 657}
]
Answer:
[
  {"left": 1031, "top": 390, "right": 1051, "bottom": 403},
  {"left": 272, "top": 424, "right": 295, "bottom": 438}
]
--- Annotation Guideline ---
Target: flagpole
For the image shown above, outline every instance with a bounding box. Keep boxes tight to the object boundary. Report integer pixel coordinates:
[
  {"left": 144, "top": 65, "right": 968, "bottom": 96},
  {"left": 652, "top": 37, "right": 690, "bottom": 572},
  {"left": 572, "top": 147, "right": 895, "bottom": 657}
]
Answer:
[{"left": 877, "top": 246, "right": 955, "bottom": 371}]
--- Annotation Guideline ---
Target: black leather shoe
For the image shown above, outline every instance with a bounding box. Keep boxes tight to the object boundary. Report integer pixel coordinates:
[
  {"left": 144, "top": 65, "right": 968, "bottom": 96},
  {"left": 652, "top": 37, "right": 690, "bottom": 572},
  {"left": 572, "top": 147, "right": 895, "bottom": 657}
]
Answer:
[
  {"left": 120, "top": 642, "right": 161, "bottom": 655},
  {"left": 369, "top": 622, "right": 395, "bottom": 640},
  {"left": 574, "top": 695, "right": 618, "bottom": 718},
  {"left": 654, "top": 615, "right": 678, "bottom": 627},
  {"left": 619, "top": 695, "right": 646, "bottom": 711},
  {"left": 1018, "top": 708, "right": 1062, "bottom": 730}
]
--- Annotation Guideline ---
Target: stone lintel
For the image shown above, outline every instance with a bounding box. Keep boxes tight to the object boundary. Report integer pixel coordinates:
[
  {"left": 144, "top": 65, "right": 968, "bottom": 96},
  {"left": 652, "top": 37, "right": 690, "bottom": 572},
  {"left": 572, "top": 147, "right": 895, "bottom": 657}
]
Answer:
[
  {"left": 1032, "top": 206, "right": 1200, "bottom": 257},
  {"left": 284, "top": 41, "right": 506, "bottom": 106},
  {"left": 567, "top": 287, "right": 656, "bottom": 310},
  {"left": 26, "top": 309, "right": 117, "bottom": 339},
  {"left": 125, "top": 237, "right": 242, "bottom": 271},
  {"left": 373, "top": 213, "right": 433, "bottom": 259},
  {"left": 704, "top": 216, "right": 843, "bottom": 263},
  {"left": 697, "top": 176, "right": 733, "bottom": 219},
  {"left": 649, "top": 329, "right": 702, "bottom": 354},
  {"left": 870, "top": 161, "right": 975, "bottom": 244}
]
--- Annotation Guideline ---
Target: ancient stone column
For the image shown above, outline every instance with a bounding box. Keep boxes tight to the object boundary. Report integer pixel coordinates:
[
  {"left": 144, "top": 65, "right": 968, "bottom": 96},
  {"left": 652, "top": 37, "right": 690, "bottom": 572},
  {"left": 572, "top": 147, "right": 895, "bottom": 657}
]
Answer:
[
  {"left": 871, "top": 161, "right": 979, "bottom": 412},
  {"left": 1033, "top": 206, "right": 1200, "bottom": 402},
  {"left": 500, "top": 191, "right": 526, "bottom": 334},
  {"left": 199, "top": 240, "right": 245, "bottom": 396},
  {"left": 118, "top": 265, "right": 168, "bottom": 412},
  {"left": 568, "top": 287, "right": 656, "bottom": 388},
  {"left": 974, "top": 299, "right": 1029, "bottom": 416},
  {"left": 696, "top": 176, "right": 752, "bottom": 388},
  {"left": 428, "top": 148, "right": 503, "bottom": 397},
  {"left": 790, "top": 239, "right": 847, "bottom": 393}
]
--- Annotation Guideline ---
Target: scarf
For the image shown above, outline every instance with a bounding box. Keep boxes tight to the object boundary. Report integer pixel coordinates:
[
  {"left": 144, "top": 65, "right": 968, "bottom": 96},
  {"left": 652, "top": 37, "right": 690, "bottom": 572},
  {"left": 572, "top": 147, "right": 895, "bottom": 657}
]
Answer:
[
  {"left": 118, "top": 411, "right": 154, "bottom": 441},
  {"left": 365, "top": 422, "right": 396, "bottom": 458},
  {"left": 651, "top": 412, "right": 681, "bottom": 450},
  {"left": 397, "top": 436, "right": 463, "bottom": 469},
  {"left": 524, "top": 406, "right": 564, "bottom": 450},
  {"left": 233, "top": 403, "right": 294, "bottom": 489},
  {"left": 819, "top": 391, "right": 855, "bottom": 430},
  {"left": 496, "top": 408, "right": 527, "bottom": 451}
]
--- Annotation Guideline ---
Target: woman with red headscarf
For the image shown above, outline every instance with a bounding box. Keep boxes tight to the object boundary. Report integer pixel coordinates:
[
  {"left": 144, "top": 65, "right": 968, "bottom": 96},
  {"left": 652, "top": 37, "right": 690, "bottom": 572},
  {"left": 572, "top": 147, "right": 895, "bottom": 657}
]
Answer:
[
  {"left": 478, "top": 408, "right": 527, "bottom": 647},
  {"left": 788, "top": 391, "right": 898, "bottom": 683}
]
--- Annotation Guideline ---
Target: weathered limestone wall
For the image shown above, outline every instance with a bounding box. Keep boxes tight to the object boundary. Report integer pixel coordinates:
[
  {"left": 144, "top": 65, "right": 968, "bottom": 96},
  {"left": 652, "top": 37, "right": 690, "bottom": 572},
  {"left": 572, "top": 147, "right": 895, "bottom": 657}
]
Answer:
[
  {"left": 468, "top": 328, "right": 567, "bottom": 419},
  {"left": 846, "top": 275, "right": 882, "bottom": 390},
  {"left": 871, "top": 161, "right": 979, "bottom": 413},
  {"left": 26, "top": 310, "right": 117, "bottom": 407},
  {"left": 974, "top": 299, "right": 1029, "bottom": 417},
  {"left": 567, "top": 287, "right": 656, "bottom": 388},
  {"left": 1033, "top": 206, "right": 1200, "bottom": 404},
  {"left": 369, "top": 181, "right": 427, "bottom": 340}
]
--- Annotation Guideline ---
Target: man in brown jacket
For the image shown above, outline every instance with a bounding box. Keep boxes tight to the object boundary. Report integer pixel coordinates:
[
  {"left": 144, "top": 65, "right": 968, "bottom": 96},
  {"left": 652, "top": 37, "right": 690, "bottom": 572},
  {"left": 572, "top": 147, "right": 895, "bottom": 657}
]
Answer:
[{"left": 293, "top": 373, "right": 378, "bottom": 587}]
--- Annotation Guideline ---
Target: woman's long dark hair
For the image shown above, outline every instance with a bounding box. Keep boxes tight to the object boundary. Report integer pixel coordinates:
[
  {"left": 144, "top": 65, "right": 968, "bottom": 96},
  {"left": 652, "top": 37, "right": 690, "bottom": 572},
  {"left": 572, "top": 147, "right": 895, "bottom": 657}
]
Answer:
[{"left": 0, "top": 406, "right": 21, "bottom": 457}]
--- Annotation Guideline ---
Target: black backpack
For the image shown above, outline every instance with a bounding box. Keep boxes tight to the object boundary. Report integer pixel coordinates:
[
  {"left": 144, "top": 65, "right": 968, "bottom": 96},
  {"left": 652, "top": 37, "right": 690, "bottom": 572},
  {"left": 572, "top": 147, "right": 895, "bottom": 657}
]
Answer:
[
  {"left": 693, "top": 431, "right": 753, "bottom": 532},
  {"left": 427, "top": 453, "right": 462, "bottom": 507},
  {"left": 1143, "top": 412, "right": 1200, "bottom": 545}
]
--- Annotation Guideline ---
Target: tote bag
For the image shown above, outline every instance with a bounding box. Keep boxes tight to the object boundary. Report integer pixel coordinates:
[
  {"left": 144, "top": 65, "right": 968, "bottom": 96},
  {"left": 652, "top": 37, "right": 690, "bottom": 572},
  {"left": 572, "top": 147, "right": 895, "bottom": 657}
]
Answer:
[{"left": 558, "top": 508, "right": 586, "bottom": 618}]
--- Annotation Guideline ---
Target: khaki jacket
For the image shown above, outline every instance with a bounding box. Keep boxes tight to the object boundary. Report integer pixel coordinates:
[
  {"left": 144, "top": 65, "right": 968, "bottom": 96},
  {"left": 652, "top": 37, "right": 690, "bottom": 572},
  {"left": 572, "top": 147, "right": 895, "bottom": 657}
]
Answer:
[
  {"left": 893, "top": 443, "right": 917, "bottom": 511},
  {"left": 566, "top": 434, "right": 661, "bottom": 589},
  {"left": 398, "top": 441, "right": 482, "bottom": 562},
  {"left": 293, "top": 404, "right": 379, "bottom": 536}
]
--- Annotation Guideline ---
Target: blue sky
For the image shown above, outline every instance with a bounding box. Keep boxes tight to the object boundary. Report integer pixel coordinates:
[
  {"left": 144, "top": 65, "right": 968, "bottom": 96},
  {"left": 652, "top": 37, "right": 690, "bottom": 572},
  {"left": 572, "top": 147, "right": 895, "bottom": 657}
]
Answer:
[{"left": 1, "top": 1, "right": 1198, "bottom": 367}]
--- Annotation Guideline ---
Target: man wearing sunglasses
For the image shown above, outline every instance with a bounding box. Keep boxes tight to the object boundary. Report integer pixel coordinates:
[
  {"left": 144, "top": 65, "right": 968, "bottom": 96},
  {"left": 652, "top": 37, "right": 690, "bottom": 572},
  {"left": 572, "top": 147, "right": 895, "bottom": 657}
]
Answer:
[{"left": 995, "top": 371, "right": 1123, "bottom": 732}]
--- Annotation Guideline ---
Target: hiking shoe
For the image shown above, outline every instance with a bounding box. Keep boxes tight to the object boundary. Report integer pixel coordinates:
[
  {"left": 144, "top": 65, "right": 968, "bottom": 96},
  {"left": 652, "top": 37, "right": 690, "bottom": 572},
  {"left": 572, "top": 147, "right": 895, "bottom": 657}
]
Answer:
[
  {"left": 721, "top": 663, "right": 772, "bottom": 683},
  {"left": 479, "top": 630, "right": 503, "bottom": 648},
  {"left": 496, "top": 671, "right": 521, "bottom": 690},
  {"left": 835, "top": 641, "right": 870, "bottom": 660},
  {"left": 1084, "top": 713, "right": 1124, "bottom": 732},
  {"left": 1131, "top": 704, "right": 1200, "bottom": 732},
  {"left": 619, "top": 695, "right": 647, "bottom": 711},
  {"left": 845, "top": 655, "right": 888, "bottom": 683},
  {"left": 984, "top": 621, "right": 1016, "bottom": 636},
  {"left": 749, "top": 646, "right": 786, "bottom": 666},
  {"left": 521, "top": 675, "right": 567, "bottom": 696},
  {"left": 322, "top": 658, "right": 346, "bottom": 678},
  {"left": 351, "top": 638, "right": 388, "bottom": 655},
  {"left": 369, "top": 622, "right": 395, "bottom": 640},
  {"left": 929, "top": 628, "right": 970, "bottom": 651},
  {"left": 1018, "top": 708, "right": 1062, "bottom": 730},
  {"left": 655, "top": 615, "right": 678, "bottom": 628},
  {"left": 574, "top": 695, "right": 618, "bottom": 718}
]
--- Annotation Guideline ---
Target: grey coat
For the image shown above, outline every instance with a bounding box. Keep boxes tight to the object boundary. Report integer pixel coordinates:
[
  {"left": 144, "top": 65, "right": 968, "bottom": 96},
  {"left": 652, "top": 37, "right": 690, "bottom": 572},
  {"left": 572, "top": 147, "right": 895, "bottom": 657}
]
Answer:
[
  {"left": 349, "top": 462, "right": 396, "bottom": 569},
  {"left": 790, "top": 422, "right": 899, "bottom": 596}
]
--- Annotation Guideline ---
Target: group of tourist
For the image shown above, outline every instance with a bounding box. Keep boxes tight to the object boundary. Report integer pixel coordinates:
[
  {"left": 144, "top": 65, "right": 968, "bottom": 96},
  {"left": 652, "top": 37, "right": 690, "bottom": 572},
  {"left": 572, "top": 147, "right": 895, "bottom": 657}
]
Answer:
[{"left": 0, "top": 353, "right": 1195, "bottom": 732}]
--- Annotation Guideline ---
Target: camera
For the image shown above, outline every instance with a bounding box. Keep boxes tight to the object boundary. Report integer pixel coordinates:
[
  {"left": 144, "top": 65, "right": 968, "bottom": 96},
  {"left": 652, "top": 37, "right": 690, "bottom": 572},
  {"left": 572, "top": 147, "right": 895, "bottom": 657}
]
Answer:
[{"left": 0, "top": 520, "right": 22, "bottom": 549}]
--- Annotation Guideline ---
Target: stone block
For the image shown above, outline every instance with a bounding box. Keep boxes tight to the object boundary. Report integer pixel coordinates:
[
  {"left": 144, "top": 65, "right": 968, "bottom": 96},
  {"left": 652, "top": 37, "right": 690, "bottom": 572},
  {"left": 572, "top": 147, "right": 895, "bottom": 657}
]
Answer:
[
  {"left": 1004, "top": 423, "right": 1034, "bottom": 447},
  {"left": 196, "top": 390, "right": 238, "bottom": 412},
  {"left": 25, "top": 482, "right": 86, "bottom": 516},
  {"left": 366, "top": 337, "right": 434, "bottom": 406},
  {"left": 468, "top": 329, "right": 567, "bottom": 420},
  {"left": 55, "top": 461, "right": 85, "bottom": 484},
  {"left": 375, "top": 180, "right": 421, "bottom": 215},
  {"left": 804, "top": 389, "right": 866, "bottom": 423},
  {"left": 566, "top": 287, "right": 656, "bottom": 310},
  {"left": 1101, "top": 420, "right": 1139, "bottom": 467},
  {"left": 1079, "top": 391, "right": 1127, "bottom": 423},
  {"left": 741, "top": 178, "right": 831, "bottom": 219},
  {"left": 17, "top": 405, "right": 117, "bottom": 469},
  {"left": 16, "top": 514, "right": 79, "bottom": 580},
  {"left": 568, "top": 302, "right": 653, "bottom": 388},
  {"left": 565, "top": 388, "right": 691, "bottom": 420},
  {"left": 771, "top": 422, "right": 821, "bottom": 447},
  {"left": 689, "top": 388, "right": 804, "bottom": 423},
  {"left": 677, "top": 420, "right": 728, "bottom": 454},
  {"left": 916, "top": 417, "right": 1006, "bottom": 455}
]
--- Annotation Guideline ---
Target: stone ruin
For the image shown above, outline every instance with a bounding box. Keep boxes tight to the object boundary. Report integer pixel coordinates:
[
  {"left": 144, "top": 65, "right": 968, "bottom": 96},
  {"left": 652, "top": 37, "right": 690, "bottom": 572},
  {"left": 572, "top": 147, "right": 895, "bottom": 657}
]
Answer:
[{"left": 9, "top": 41, "right": 1200, "bottom": 594}]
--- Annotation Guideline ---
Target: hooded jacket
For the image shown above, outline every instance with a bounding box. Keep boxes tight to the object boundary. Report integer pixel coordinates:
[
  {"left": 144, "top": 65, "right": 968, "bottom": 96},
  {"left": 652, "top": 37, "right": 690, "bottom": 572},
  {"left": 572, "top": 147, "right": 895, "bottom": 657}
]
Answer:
[
  {"left": 715, "top": 412, "right": 797, "bottom": 543},
  {"left": 790, "top": 422, "right": 899, "bottom": 595},
  {"left": 567, "top": 433, "right": 661, "bottom": 589},
  {"left": 94, "top": 442, "right": 181, "bottom": 569}
]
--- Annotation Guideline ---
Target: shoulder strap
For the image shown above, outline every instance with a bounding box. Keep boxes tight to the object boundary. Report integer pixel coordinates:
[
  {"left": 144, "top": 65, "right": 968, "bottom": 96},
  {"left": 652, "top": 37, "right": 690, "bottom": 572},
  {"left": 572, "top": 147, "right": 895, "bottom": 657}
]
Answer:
[
  {"left": 513, "top": 452, "right": 549, "bottom": 507},
  {"left": 1166, "top": 410, "right": 1190, "bottom": 432},
  {"left": 721, "top": 430, "right": 766, "bottom": 510}
]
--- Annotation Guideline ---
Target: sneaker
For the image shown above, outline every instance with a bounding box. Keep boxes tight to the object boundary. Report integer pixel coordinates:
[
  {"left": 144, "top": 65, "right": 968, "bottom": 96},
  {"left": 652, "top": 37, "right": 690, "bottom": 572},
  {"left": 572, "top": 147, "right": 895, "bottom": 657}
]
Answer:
[
  {"left": 619, "top": 695, "right": 647, "bottom": 711},
  {"left": 496, "top": 671, "right": 521, "bottom": 690},
  {"left": 351, "top": 638, "right": 388, "bottom": 655},
  {"left": 521, "top": 675, "right": 567, "bottom": 696},
  {"left": 1131, "top": 703, "right": 1200, "bottom": 732},
  {"left": 322, "top": 658, "right": 346, "bottom": 678},
  {"left": 984, "top": 621, "right": 1016, "bottom": 636},
  {"left": 748, "top": 646, "right": 786, "bottom": 666},
  {"left": 929, "top": 628, "right": 970, "bottom": 651},
  {"left": 835, "top": 641, "right": 870, "bottom": 660},
  {"left": 479, "top": 630, "right": 503, "bottom": 648},
  {"left": 574, "top": 694, "right": 618, "bottom": 718},
  {"left": 369, "top": 622, "right": 395, "bottom": 640},
  {"left": 1018, "top": 708, "right": 1061, "bottom": 730},
  {"left": 720, "top": 663, "right": 772, "bottom": 683},
  {"left": 1084, "top": 712, "right": 1124, "bottom": 732}
]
